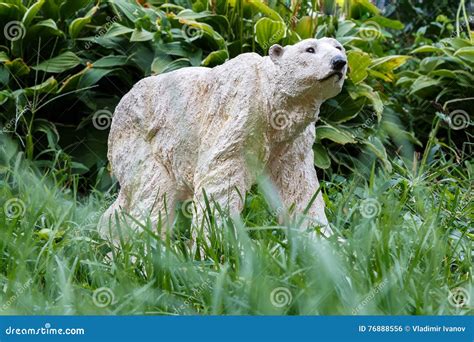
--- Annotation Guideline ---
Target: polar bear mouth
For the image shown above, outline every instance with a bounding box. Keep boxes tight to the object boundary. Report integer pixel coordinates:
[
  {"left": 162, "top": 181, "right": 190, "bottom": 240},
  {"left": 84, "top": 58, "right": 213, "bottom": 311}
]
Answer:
[{"left": 320, "top": 71, "right": 343, "bottom": 82}]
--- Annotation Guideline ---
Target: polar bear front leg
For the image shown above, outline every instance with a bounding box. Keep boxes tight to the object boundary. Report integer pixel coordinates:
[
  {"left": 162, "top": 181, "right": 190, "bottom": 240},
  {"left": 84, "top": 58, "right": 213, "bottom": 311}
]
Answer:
[
  {"left": 268, "top": 125, "right": 331, "bottom": 236},
  {"left": 191, "top": 156, "right": 251, "bottom": 245}
]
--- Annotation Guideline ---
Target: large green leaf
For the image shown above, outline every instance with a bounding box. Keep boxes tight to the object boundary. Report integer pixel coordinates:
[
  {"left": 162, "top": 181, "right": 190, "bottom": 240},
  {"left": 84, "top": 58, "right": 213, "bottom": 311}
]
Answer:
[
  {"left": 444, "top": 38, "right": 472, "bottom": 50},
  {"left": 29, "top": 18, "right": 63, "bottom": 36},
  {"left": 161, "top": 58, "right": 191, "bottom": 74},
  {"left": 324, "top": 95, "right": 366, "bottom": 124},
  {"left": 23, "top": 76, "right": 57, "bottom": 96},
  {"left": 175, "top": 9, "right": 230, "bottom": 34},
  {"left": 78, "top": 68, "right": 114, "bottom": 88},
  {"left": 254, "top": 18, "right": 286, "bottom": 51},
  {"left": 151, "top": 56, "right": 191, "bottom": 75},
  {"left": 363, "top": 136, "right": 392, "bottom": 172},
  {"left": 316, "top": 125, "right": 356, "bottom": 144},
  {"left": 336, "top": 20, "right": 356, "bottom": 37},
  {"left": 0, "top": 90, "right": 11, "bottom": 106},
  {"left": 410, "top": 76, "right": 440, "bottom": 95},
  {"left": 202, "top": 50, "right": 228, "bottom": 67},
  {"left": 0, "top": 0, "right": 27, "bottom": 16},
  {"left": 348, "top": 83, "right": 383, "bottom": 120},
  {"left": 371, "top": 55, "right": 410, "bottom": 71},
  {"left": 350, "top": 0, "right": 380, "bottom": 18},
  {"left": 151, "top": 54, "right": 173, "bottom": 74},
  {"left": 42, "top": 0, "right": 60, "bottom": 19},
  {"left": 32, "top": 52, "right": 81, "bottom": 73},
  {"left": 130, "top": 28, "right": 154, "bottom": 42},
  {"left": 5, "top": 58, "right": 30, "bottom": 77},
  {"left": 370, "top": 55, "right": 410, "bottom": 82},
  {"left": 347, "top": 50, "right": 371, "bottom": 84},
  {"left": 22, "top": 0, "right": 45, "bottom": 27},
  {"left": 295, "top": 16, "right": 317, "bottom": 39},
  {"left": 248, "top": 0, "right": 283, "bottom": 21},
  {"left": 69, "top": 5, "right": 98, "bottom": 39},
  {"left": 370, "top": 15, "right": 404, "bottom": 30},
  {"left": 103, "top": 23, "right": 134, "bottom": 37},
  {"left": 313, "top": 143, "right": 331, "bottom": 169},
  {"left": 110, "top": 0, "right": 147, "bottom": 23},
  {"left": 92, "top": 55, "right": 128, "bottom": 68},
  {"left": 0, "top": 52, "right": 9, "bottom": 62},
  {"left": 419, "top": 57, "right": 444, "bottom": 73},
  {"left": 59, "top": 0, "right": 92, "bottom": 19},
  {"left": 430, "top": 69, "right": 457, "bottom": 78},
  {"left": 178, "top": 18, "right": 226, "bottom": 49},
  {"left": 454, "top": 46, "right": 474, "bottom": 62},
  {"left": 411, "top": 45, "right": 443, "bottom": 54}
]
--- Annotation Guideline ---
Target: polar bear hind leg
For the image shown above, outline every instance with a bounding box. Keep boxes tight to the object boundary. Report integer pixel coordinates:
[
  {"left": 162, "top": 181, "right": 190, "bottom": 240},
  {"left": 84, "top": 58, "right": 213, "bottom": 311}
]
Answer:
[{"left": 99, "top": 137, "right": 178, "bottom": 241}]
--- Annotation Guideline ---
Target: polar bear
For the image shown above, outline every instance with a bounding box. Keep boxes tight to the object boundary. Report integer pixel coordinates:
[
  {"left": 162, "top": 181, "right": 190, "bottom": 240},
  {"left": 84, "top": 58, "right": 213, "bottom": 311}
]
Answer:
[{"left": 100, "top": 37, "right": 347, "bottom": 241}]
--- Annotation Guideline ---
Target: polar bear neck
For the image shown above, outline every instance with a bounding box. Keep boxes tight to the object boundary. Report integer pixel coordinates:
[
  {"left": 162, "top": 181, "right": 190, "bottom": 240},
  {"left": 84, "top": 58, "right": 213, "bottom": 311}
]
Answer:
[
  {"left": 263, "top": 57, "right": 323, "bottom": 115},
  {"left": 260, "top": 57, "right": 323, "bottom": 143}
]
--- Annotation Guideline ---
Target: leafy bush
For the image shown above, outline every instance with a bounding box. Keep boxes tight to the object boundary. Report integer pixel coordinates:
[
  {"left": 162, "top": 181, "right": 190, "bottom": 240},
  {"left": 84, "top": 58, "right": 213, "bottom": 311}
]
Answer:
[
  {"left": 0, "top": 0, "right": 423, "bottom": 189},
  {"left": 0, "top": 0, "right": 472, "bottom": 316},
  {"left": 396, "top": 37, "right": 473, "bottom": 149}
]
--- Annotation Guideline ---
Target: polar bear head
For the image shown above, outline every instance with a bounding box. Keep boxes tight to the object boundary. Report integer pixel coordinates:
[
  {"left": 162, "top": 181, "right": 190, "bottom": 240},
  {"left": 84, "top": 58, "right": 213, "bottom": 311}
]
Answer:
[{"left": 269, "top": 38, "right": 347, "bottom": 100}]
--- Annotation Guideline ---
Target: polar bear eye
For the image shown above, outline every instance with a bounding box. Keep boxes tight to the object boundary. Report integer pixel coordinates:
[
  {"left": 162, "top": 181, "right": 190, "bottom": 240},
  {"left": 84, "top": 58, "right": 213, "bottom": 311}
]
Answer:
[
  {"left": 335, "top": 46, "right": 343, "bottom": 51},
  {"left": 306, "top": 47, "right": 315, "bottom": 53}
]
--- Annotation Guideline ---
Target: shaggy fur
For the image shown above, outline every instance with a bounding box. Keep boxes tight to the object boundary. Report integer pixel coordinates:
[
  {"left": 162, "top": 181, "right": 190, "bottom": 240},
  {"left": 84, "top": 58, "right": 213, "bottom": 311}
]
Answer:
[{"left": 100, "top": 38, "right": 347, "bottom": 240}]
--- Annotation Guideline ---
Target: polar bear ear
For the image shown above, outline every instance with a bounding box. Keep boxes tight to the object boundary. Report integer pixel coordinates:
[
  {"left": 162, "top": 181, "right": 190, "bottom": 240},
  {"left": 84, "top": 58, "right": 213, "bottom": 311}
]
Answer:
[{"left": 269, "top": 44, "right": 285, "bottom": 63}]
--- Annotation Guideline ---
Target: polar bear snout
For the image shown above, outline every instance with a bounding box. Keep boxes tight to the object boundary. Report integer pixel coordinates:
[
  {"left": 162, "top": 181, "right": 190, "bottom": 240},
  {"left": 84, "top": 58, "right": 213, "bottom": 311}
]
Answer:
[
  {"left": 318, "top": 55, "right": 347, "bottom": 82},
  {"left": 331, "top": 56, "right": 347, "bottom": 71}
]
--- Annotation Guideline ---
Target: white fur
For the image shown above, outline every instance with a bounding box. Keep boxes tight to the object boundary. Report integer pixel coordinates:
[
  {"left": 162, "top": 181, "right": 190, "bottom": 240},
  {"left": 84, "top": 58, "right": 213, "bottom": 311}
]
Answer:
[{"left": 99, "top": 38, "right": 347, "bottom": 240}]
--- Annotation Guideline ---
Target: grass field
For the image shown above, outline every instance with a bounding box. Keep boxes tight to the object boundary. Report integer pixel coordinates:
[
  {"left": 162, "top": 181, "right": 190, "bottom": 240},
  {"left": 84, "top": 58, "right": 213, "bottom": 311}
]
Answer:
[{"left": 0, "top": 124, "right": 472, "bottom": 315}]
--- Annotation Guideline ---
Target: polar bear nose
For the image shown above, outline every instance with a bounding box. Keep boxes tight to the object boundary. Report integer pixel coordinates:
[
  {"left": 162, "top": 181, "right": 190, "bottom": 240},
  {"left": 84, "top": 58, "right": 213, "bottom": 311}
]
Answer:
[{"left": 331, "top": 57, "right": 347, "bottom": 71}]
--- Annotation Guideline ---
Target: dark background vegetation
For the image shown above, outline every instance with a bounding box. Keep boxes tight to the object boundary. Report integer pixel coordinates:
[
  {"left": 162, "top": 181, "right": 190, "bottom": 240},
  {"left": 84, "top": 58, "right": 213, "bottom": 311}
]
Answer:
[
  {"left": 0, "top": 0, "right": 471, "bottom": 194},
  {"left": 0, "top": 0, "right": 472, "bottom": 315}
]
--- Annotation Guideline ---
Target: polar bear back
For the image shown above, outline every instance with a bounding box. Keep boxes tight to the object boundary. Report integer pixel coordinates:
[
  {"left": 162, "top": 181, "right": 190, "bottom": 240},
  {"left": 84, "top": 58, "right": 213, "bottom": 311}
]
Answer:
[{"left": 108, "top": 52, "right": 271, "bottom": 187}]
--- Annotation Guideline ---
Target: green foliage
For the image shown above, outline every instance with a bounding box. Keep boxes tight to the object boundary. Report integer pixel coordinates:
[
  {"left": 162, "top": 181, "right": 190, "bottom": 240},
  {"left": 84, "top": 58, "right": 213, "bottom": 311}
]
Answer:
[
  {"left": 396, "top": 37, "right": 473, "bottom": 149},
  {"left": 0, "top": 0, "right": 417, "bottom": 186},
  {"left": 0, "top": 0, "right": 472, "bottom": 316},
  {"left": 0, "top": 130, "right": 471, "bottom": 314}
]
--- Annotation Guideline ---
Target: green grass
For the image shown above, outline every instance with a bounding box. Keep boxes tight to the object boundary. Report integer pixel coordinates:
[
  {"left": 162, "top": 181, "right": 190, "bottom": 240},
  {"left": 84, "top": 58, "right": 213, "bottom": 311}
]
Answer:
[{"left": 0, "top": 131, "right": 472, "bottom": 315}]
